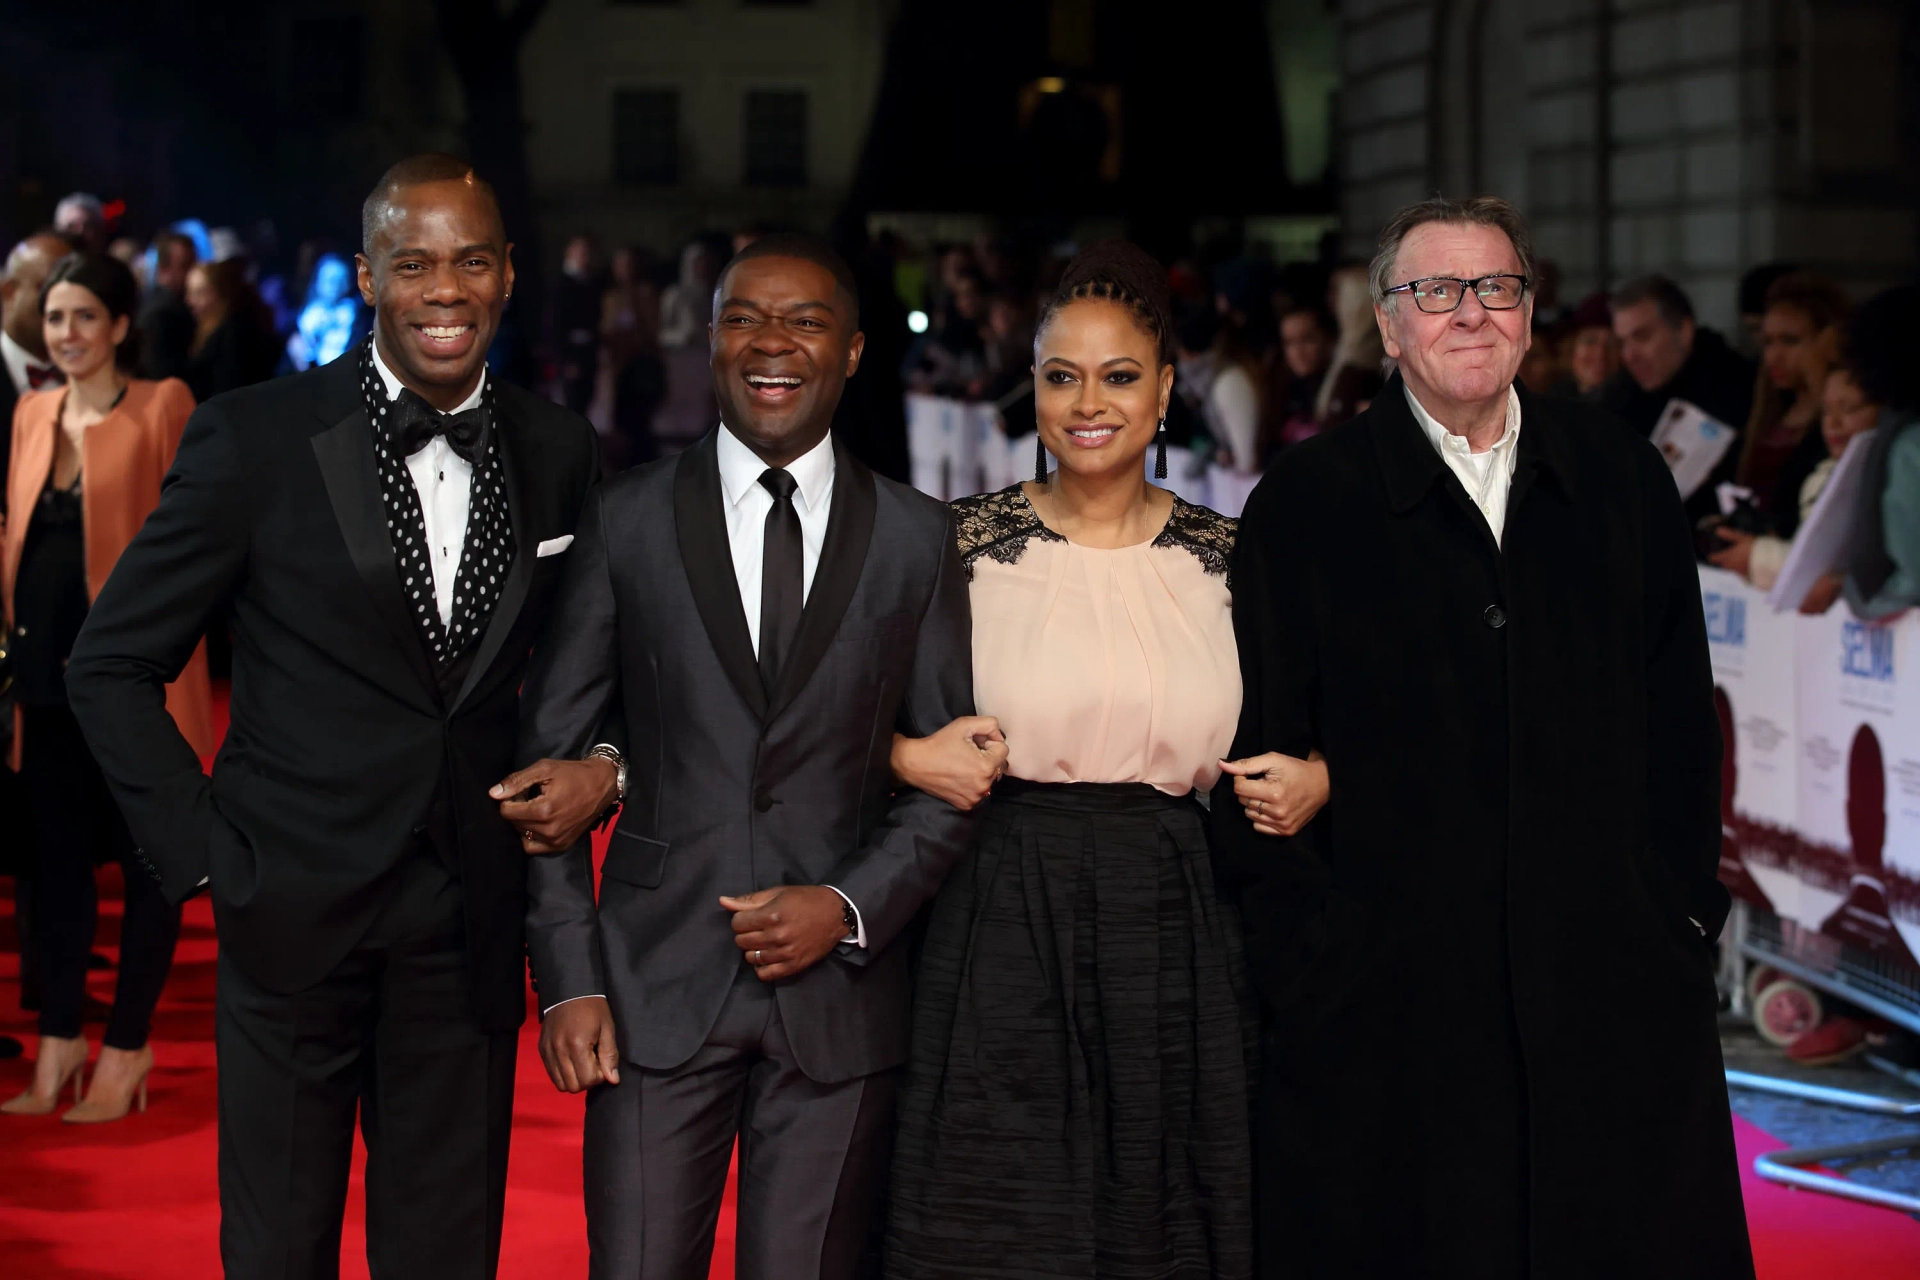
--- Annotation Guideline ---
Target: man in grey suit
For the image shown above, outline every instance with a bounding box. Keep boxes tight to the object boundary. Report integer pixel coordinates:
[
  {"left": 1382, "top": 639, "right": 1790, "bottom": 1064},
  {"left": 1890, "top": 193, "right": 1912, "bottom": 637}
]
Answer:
[{"left": 496, "top": 234, "right": 979, "bottom": 1279}]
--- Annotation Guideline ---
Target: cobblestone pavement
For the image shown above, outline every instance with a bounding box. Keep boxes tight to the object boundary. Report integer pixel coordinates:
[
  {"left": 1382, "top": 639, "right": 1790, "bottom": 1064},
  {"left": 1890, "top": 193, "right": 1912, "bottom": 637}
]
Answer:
[{"left": 1721, "top": 1016, "right": 1920, "bottom": 1205}]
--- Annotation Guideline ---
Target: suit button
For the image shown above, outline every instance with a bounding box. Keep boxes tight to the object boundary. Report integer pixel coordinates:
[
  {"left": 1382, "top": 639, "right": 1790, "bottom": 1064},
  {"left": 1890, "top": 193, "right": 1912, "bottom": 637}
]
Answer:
[
  {"left": 754, "top": 791, "right": 773, "bottom": 813},
  {"left": 1484, "top": 604, "right": 1507, "bottom": 630}
]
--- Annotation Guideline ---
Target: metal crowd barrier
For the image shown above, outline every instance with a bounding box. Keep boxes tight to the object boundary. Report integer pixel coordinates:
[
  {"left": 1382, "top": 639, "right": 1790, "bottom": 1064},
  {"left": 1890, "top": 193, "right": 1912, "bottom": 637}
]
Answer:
[{"left": 1724, "top": 900, "right": 1920, "bottom": 1214}]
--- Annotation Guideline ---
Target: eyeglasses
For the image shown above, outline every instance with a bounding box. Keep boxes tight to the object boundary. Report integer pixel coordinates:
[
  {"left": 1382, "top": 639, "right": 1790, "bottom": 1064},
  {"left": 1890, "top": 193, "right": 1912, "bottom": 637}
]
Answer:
[{"left": 1384, "top": 275, "right": 1530, "bottom": 314}]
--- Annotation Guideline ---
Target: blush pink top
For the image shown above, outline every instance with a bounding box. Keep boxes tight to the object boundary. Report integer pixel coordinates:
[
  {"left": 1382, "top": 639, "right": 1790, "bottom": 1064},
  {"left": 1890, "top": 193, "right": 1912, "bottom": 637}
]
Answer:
[{"left": 953, "top": 486, "right": 1241, "bottom": 797}]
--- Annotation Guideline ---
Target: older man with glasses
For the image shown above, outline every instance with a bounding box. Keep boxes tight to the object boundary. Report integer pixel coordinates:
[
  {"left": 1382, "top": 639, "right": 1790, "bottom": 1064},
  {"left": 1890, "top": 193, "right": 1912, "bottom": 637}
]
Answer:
[{"left": 1212, "top": 196, "right": 1753, "bottom": 1279}]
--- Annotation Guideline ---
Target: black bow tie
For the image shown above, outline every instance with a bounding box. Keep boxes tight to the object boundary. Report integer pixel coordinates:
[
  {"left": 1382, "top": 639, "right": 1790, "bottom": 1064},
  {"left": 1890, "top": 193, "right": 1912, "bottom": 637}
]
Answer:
[{"left": 391, "top": 387, "right": 486, "bottom": 464}]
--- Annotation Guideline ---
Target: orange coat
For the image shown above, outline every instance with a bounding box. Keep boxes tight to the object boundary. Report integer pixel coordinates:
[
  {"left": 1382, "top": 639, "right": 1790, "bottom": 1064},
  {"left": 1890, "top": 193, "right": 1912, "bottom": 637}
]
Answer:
[{"left": 3, "top": 378, "right": 214, "bottom": 765}]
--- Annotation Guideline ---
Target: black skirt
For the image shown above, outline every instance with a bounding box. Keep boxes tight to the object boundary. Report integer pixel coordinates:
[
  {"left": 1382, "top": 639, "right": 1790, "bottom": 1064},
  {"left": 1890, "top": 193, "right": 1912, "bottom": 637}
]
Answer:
[{"left": 885, "top": 781, "right": 1256, "bottom": 1280}]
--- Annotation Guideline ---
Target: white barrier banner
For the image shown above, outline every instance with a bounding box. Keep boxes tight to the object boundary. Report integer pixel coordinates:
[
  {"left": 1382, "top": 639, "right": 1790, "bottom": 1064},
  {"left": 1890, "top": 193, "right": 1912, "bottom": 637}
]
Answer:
[
  {"left": 905, "top": 393, "right": 978, "bottom": 501},
  {"left": 1699, "top": 568, "right": 1801, "bottom": 920},
  {"left": 1699, "top": 568, "right": 1920, "bottom": 972},
  {"left": 1791, "top": 605, "right": 1920, "bottom": 970}
]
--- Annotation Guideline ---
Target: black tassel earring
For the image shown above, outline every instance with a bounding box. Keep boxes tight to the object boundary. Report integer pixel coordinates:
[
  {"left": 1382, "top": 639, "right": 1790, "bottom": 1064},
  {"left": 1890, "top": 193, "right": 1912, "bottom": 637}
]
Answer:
[
  {"left": 1153, "top": 418, "right": 1168, "bottom": 480},
  {"left": 1035, "top": 432, "right": 1049, "bottom": 484}
]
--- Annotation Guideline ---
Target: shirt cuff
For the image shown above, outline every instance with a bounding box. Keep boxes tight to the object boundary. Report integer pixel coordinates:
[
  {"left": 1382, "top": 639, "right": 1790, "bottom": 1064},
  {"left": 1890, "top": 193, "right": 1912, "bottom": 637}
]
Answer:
[
  {"left": 824, "top": 885, "right": 867, "bottom": 948},
  {"left": 542, "top": 993, "right": 605, "bottom": 1016}
]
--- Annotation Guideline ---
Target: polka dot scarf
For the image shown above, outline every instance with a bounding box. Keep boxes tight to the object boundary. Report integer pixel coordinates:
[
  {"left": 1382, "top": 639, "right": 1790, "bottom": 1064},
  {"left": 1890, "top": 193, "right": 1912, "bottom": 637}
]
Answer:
[{"left": 358, "top": 341, "right": 516, "bottom": 670}]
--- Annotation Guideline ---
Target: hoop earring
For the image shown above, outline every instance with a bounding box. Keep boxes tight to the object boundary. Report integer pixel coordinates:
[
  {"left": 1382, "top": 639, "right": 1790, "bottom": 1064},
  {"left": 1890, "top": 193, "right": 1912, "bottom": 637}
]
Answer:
[
  {"left": 1035, "top": 432, "right": 1049, "bottom": 485},
  {"left": 1153, "top": 418, "right": 1168, "bottom": 480}
]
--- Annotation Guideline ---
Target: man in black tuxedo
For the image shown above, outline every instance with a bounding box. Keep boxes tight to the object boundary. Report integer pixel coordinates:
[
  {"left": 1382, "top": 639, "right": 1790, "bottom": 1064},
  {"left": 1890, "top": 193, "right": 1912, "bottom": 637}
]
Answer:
[
  {"left": 499, "top": 234, "right": 977, "bottom": 1279},
  {"left": 64, "top": 155, "right": 599, "bottom": 1279}
]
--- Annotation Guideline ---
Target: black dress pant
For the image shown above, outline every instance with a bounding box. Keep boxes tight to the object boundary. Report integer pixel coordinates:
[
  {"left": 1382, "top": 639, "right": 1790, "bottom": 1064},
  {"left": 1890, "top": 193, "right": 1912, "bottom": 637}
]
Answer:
[
  {"left": 215, "top": 849, "right": 517, "bottom": 1280},
  {"left": 22, "top": 703, "right": 180, "bottom": 1048},
  {"left": 584, "top": 965, "right": 897, "bottom": 1280}
]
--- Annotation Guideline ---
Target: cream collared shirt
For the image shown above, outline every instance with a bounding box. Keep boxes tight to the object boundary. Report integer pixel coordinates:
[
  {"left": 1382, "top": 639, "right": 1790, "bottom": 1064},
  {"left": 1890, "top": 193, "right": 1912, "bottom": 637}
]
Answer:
[{"left": 1404, "top": 383, "right": 1523, "bottom": 545}]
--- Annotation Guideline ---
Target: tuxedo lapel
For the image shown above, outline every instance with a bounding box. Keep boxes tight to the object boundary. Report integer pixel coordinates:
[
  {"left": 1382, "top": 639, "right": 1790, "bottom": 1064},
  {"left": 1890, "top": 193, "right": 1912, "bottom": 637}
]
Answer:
[
  {"left": 768, "top": 438, "right": 875, "bottom": 721},
  {"left": 310, "top": 406, "right": 442, "bottom": 712},
  {"left": 450, "top": 399, "right": 536, "bottom": 713},
  {"left": 673, "top": 431, "right": 767, "bottom": 720}
]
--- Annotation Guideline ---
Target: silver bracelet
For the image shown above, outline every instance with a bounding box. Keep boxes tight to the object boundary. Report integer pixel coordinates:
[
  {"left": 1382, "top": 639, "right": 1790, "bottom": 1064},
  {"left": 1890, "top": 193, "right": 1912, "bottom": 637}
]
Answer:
[{"left": 584, "top": 743, "right": 627, "bottom": 803}]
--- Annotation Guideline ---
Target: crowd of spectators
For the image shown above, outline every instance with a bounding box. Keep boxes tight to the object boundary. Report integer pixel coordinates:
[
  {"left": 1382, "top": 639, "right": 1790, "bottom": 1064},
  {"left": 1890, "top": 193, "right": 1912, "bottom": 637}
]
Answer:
[
  {"left": 556, "top": 219, "right": 1917, "bottom": 627},
  {"left": 1508, "top": 258, "right": 1920, "bottom": 625},
  {"left": 887, "top": 236, "right": 1391, "bottom": 489}
]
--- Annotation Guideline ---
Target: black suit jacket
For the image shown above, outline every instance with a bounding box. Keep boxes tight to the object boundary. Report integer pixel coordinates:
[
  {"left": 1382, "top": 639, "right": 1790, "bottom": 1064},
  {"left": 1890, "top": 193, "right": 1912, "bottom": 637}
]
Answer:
[
  {"left": 521, "top": 429, "right": 978, "bottom": 1084},
  {"left": 65, "top": 350, "right": 599, "bottom": 1032}
]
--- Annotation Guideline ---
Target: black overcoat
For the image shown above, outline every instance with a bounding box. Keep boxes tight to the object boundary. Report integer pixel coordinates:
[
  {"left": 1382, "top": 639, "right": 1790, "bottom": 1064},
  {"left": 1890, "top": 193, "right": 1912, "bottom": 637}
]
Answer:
[{"left": 1212, "top": 376, "right": 1753, "bottom": 1279}]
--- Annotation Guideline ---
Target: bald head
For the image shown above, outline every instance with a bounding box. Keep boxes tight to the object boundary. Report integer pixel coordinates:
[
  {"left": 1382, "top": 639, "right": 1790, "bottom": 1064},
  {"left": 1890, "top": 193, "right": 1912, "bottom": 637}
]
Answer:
[
  {"left": 2, "top": 232, "right": 76, "bottom": 356},
  {"left": 361, "top": 153, "right": 504, "bottom": 257}
]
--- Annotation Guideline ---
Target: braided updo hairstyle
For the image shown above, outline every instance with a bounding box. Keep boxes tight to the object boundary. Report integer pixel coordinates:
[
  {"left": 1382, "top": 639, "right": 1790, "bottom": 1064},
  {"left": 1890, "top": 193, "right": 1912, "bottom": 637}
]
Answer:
[{"left": 1035, "top": 238, "right": 1176, "bottom": 368}]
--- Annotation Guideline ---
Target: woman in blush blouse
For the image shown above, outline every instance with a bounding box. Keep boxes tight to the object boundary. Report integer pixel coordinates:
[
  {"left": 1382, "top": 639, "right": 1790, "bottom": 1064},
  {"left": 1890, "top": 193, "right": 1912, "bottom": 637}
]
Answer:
[
  {"left": 883, "top": 241, "right": 1329, "bottom": 1279},
  {"left": 0, "top": 253, "right": 211, "bottom": 1123}
]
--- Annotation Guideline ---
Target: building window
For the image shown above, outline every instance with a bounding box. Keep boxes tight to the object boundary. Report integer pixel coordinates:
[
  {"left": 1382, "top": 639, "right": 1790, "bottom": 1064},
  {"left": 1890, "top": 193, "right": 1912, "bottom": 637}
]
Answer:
[
  {"left": 286, "top": 16, "right": 365, "bottom": 123},
  {"left": 744, "top": 90, "right": 808, "bottom": 187},
  {"left": 613, "top": 89, "right": 679, "bottom": 185}
]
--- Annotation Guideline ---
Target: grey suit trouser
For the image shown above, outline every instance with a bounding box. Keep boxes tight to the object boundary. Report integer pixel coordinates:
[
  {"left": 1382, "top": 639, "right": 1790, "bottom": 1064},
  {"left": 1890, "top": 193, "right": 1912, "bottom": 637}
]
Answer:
[{"left": 584, "top": 965, "right": 897, "bottom": 1280}]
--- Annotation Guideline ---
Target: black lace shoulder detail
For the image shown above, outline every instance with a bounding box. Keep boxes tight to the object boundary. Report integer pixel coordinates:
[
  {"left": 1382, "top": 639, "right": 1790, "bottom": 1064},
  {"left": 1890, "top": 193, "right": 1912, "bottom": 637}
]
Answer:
[
  {"left": 1152, "top": 497, "right": 1235, "bottom": 580},
  {"left": 951, "top": 484, "right": 1063, "bottom": 580}
]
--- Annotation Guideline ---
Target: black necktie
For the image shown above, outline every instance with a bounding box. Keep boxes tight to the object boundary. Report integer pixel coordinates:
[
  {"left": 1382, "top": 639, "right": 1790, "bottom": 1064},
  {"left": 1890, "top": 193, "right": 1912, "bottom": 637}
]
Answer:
[
  {"left": 391, "top": 387, "right": 487, "bottom": 464},
  {"left": 758, "top": 468, "right": 804, "bottom": 695}
]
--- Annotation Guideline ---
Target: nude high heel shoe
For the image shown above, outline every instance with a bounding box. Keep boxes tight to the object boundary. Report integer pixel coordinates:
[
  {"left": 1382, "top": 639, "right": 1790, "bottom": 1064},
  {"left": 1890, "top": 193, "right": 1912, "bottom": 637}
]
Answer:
[
  {"left": 65, "top": 1043, "right": 153, "bottom": 1124},
  {"left": 1, "top": 1035, "right": 89, "bottom": 1115}
]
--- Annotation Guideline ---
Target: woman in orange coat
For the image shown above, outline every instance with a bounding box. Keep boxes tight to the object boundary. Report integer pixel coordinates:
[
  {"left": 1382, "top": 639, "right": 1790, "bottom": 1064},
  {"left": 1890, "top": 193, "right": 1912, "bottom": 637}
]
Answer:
[{"left": 0, "top": 252, "right": 210, "bottom": 1122}]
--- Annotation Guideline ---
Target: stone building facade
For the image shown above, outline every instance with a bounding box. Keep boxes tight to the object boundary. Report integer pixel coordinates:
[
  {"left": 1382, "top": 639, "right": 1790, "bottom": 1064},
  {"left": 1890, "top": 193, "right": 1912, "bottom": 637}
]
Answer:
[{"left": 1336, "top": 0, "right": 1917, "bottom": 328}]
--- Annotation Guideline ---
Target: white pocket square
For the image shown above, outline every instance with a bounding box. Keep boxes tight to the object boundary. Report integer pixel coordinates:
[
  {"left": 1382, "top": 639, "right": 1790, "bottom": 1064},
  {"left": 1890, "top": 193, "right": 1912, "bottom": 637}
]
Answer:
[{"left": 536, "top": 535, "right": 574, "bottom": 558}]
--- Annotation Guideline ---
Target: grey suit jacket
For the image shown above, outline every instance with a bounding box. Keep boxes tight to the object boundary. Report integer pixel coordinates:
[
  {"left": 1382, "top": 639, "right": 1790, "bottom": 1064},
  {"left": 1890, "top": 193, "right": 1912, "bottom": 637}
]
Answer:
[{"left": 520, "top": 429, "right": 978, "bottom": 1084}]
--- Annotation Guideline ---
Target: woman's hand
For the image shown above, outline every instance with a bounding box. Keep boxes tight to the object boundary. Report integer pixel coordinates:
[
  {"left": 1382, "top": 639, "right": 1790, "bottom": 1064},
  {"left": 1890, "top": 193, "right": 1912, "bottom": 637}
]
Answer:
[
  {"left": 1218, "top": 751, "right": 1330, "bottom": 837},
  {"left": 891, "top": 716, "right": 1008, "bottom": 812},
  {"left": 1798, "top": 572, "right": 1845, "bottom": 615},
  {"left": 1708, "top": 527, "right": 1756, "bottom": 578}
]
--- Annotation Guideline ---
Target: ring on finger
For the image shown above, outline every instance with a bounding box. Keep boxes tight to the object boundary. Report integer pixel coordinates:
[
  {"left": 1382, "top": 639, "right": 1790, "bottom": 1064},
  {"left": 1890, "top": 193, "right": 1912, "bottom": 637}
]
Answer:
[{"left": 752, "top": 949, "right": 763, "bottom": 965}]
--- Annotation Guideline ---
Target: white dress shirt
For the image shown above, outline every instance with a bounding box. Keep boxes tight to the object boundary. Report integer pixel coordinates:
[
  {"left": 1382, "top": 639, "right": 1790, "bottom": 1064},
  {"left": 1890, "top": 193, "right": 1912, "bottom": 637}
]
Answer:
[
  {"left": 1, "top": 330, "right": 55, "bottom": 396},
  {"left": 1404, "top": 383, "right": 1523, "bottom": 545},
  {"left": 715, "top": 422, "right": 835, "bottom": 649},
  {"left": 371, "top": 342, "right": 485, "bottom": 626},
  {"left": 540, "top": 425, "right": 862, "bottom": 1015}
]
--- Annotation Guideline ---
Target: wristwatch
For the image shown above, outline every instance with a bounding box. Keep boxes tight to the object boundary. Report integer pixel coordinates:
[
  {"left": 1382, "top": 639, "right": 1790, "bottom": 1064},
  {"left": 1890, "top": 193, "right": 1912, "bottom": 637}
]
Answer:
[
  {"left": 584, "top": 744, "right": 627, "bottom": 827},
  {"left": 842, "top": 898, "right": 858, "bottom": 936},
  {"left": 584, "top": 743, "right": 627, "bottom": 801}
]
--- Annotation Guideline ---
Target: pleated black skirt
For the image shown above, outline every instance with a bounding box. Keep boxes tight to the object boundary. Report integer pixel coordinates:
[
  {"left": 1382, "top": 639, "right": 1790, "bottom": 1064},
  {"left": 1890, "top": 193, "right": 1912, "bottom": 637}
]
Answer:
[{"left": 884, "top": 781, "right": 1256, "bottom": 1280}]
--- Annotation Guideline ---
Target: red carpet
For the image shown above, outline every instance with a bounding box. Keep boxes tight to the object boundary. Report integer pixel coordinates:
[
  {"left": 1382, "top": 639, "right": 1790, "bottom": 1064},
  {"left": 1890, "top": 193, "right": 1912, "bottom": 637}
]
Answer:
[
  {"left": 0, "top": 688, "right": 1916, "bottom": 1275},
  {"left": 8, "top": 883, "right": 1920, "bottom": 1275},
  {"left": 0, "top": 857, "right": 735, "bottom": 1279}
]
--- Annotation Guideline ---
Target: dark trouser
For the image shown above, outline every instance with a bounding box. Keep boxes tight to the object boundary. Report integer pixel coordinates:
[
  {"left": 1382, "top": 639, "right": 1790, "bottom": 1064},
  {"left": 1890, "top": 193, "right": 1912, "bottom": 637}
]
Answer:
[
  {"left": 585, "top": 967, "right": 896, "bottom": 1280},
  {"left": 22, "top": 703, "right": 179, "bottom": 1048},
  {"left": 215, "top": 850, "right": 517, "bottom": 1280}
]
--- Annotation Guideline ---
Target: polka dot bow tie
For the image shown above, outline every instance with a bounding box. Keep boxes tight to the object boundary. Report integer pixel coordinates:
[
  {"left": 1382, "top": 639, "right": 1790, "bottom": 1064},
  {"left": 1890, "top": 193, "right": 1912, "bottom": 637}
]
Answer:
[{"left": 390, "top": 387, "right": 487, "bottom": 464}]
